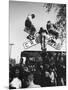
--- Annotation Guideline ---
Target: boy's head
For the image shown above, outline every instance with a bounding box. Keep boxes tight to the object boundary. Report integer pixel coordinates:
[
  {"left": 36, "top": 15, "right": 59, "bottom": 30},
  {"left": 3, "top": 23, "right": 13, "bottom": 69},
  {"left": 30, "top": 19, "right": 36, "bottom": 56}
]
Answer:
[{"left": 28, "top": 73, "right": 34, "bottom": 82}]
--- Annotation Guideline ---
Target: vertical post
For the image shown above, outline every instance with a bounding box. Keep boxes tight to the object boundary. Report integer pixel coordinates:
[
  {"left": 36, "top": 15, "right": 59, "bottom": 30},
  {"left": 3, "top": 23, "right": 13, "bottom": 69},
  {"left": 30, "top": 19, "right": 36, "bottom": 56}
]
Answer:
[
  {"left": 9, "top": 44, "right": 14, "bottom": 59},
  {"left": 41, "top": 33, "right": 47, "bottom": 51}
]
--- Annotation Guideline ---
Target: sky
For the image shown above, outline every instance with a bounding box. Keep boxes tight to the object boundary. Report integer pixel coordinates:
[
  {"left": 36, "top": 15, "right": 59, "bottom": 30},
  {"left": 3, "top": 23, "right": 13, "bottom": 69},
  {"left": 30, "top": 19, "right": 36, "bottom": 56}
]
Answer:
[{"left": 9, "top": 1, "right": 66, "bottom": 62}]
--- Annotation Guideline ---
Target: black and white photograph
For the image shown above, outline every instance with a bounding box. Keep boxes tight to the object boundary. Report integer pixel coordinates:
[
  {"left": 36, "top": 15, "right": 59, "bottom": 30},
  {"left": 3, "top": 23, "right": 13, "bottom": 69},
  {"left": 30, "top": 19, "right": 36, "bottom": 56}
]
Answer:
[{"left": 9, "top": 1, "right": 66, "bottom": 89}]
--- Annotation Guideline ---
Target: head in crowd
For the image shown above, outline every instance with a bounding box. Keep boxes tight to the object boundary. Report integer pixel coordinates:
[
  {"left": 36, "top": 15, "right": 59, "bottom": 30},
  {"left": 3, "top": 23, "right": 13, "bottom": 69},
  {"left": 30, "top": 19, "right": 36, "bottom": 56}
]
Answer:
[
  {"left": 45, "top": 71, "right": 50, "bottom": 77},
  {"left": 15, "top": 69, "right": 20, "bottom": 77},
  {"left": 27, "top": 73, "right": 34, "bottom": 84},
  {"left": 29, "top": 57, "right": 34, "bottom": 61}
]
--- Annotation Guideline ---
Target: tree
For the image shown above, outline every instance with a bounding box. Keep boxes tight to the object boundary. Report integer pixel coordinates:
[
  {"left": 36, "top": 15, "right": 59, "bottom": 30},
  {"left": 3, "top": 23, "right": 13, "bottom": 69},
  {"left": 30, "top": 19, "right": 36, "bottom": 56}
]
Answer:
[{"left": 43, "top": 3, "right": 66, "bottom": 32}]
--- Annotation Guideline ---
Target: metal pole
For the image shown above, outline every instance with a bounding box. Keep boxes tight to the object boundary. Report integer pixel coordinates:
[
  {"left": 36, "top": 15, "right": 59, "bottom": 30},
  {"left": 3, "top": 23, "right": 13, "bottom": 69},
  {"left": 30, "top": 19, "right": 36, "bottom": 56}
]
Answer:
[{"left": 9, "top": 44, "right": 14, "bottom": 59}]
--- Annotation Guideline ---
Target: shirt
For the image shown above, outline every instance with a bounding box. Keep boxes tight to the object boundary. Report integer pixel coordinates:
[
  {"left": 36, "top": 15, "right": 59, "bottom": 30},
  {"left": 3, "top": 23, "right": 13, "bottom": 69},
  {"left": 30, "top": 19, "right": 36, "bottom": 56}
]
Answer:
[
  {"left": 28, "top": 82, "right": 41, "bottom": 88},
  {"left": 10, "top": 77, "right": 21, "bottom": 89}
]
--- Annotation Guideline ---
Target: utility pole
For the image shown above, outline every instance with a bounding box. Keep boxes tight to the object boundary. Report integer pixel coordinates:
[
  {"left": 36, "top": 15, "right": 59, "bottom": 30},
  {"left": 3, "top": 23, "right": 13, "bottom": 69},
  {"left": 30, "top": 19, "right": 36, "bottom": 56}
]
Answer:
[{"left": 9, "top": 43, "right": 14, "bottom": 59}]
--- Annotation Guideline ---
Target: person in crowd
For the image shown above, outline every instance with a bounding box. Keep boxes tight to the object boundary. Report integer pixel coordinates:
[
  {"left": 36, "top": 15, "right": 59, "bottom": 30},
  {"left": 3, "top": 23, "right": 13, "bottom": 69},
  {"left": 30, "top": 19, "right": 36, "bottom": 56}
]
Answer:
[
  {"left": 41, "top": 70, "right": 51, "bottom": 87},
  {"left": 20, "top": 57, "right": 23, "bottom": 65},
  {"left": 9, "top": 69, "right": 22, "bottom": 89},
  {"left": 9, "top": 60, "right": 16, "bottom": 83},
  {"left": 61, "top": 77, "right": 65, "bottom": 86},
  {"left": 27, "top": 73, "right": 41, "bottom": 88},
  {"left": 10, "top": 77, "right": 22, "bottom": 89},
  {"left": 49, "top": 68, "right": 55, "bottom": 86}
]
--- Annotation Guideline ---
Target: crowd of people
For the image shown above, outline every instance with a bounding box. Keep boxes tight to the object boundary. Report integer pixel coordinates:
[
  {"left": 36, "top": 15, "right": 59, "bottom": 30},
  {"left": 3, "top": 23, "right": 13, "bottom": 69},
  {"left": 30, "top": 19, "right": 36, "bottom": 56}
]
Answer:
[{"left": 9, "top": 51, "right": 66, "bottom": 89}]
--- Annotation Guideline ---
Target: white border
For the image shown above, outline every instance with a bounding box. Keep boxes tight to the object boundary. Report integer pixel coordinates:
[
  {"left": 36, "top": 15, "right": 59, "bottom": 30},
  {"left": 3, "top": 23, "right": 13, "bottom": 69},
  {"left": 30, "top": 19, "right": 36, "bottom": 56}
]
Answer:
[
  {"left": 10, "top": 0, "right": 68, "bottom": 4},
  {"left": 0, "top": 0, "right": 68, "bottom": 90}
]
